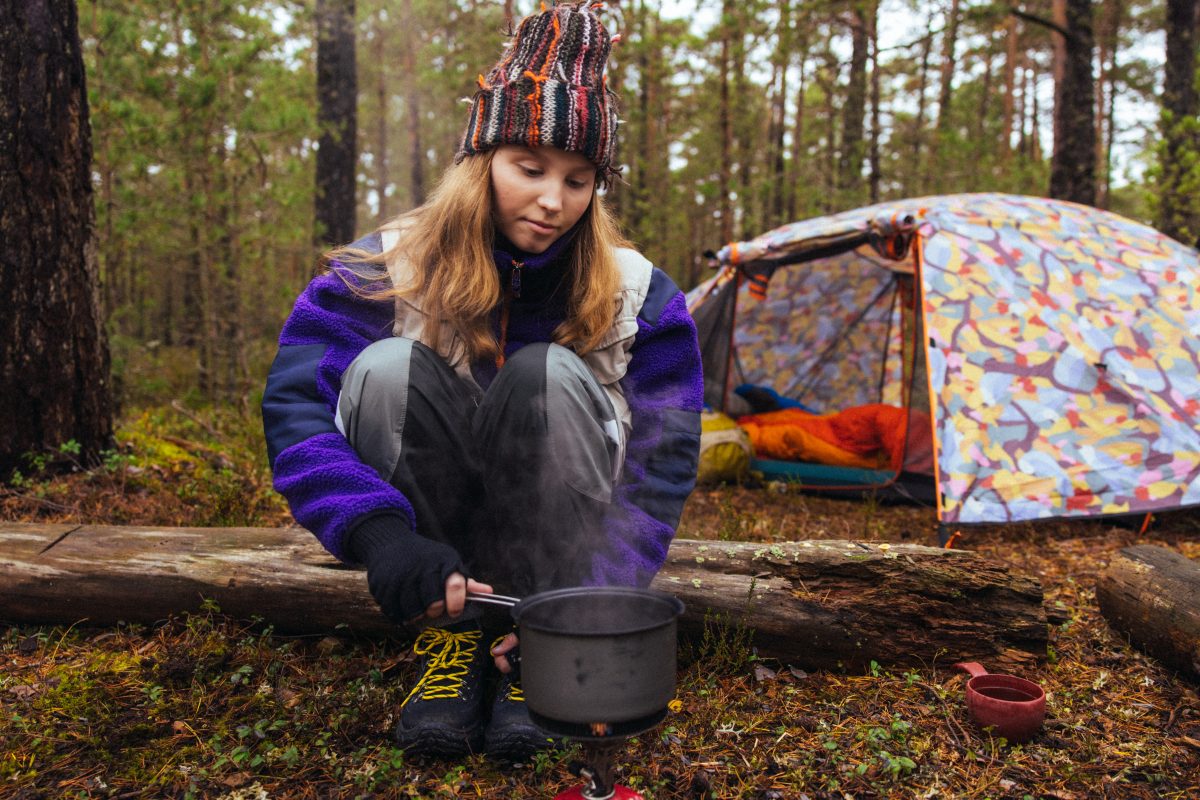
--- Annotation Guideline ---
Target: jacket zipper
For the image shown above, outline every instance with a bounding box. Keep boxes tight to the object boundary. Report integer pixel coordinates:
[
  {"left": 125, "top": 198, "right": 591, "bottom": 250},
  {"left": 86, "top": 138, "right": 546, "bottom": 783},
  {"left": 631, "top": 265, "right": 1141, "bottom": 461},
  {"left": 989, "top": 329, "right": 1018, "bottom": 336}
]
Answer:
[
  {"left": 510, "top": 260, "right": 523, "bottom": 298},
  {"left": 496, "top": 260, "right": 523, "bottom": 369}
]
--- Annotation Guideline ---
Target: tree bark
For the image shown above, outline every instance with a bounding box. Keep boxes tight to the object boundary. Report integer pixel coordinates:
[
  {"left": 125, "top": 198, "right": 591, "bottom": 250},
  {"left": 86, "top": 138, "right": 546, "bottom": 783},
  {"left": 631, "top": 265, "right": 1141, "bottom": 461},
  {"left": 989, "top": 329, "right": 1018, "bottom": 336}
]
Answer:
[
  {"left": 315, "top": 0, "right": 358, "bottom": 246},
  {"left": 1032, "top": 62, "right": 1044, "bottom": 160},
  {"left": 838, "top": 1, "right": 870, "bottom": 195},
  {"left": 1051, "top": 0, "right": 1068, "bottom": 148},
  {"left": 1002, "top": 15, "right": 1018, "bottom": 156},
  {"left": 1047, "top": 0, "right": 1097, "bottom": 205},
  {"left": 913, "top": 25, "right": 933, "bottom": 190},
  {"left": 373, "top": 10, "right": 390, "bottom": 222},
  {"left": 0, "top": 0, "right": 114, "bottom": 474},
  {"left": 1093, "top": 0, "right": 1120, "bottom": 207},
  {"left": 935, "top": 0, "right": 960, "bottom": 134},
  {"left": 867, "top": 6, "right": 881, "bottom": 204},
  {"left": 785, "top": 34, "right": 808, "bottom": 221},
  {"left": 1096, "top": 545, "right": 1200, "bottom": 680},
  {"left": 1158, "top": 0, "right": 1200, "bottom": 244},
  {"left": 0, "top": 525, "right": 1048, "bottom": 671},
  {"left": 768, "top": 0, "right": 790, "bottom": 227},
  {"left": 1017, "top": 60, "right": 1028, "bottom": 156},
  {"left": 401, "top": 0, "right": 424, "bottom": 209},
  {"left": 718, "top": 0, "right": 734, "bottom": 243}
]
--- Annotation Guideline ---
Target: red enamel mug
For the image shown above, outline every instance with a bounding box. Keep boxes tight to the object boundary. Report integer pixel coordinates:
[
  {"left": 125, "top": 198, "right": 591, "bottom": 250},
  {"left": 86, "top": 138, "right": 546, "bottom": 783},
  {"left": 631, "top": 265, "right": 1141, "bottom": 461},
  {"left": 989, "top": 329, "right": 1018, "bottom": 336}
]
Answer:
[{"left": 952, "top": 662, "right": 1046, "bottom": 743}]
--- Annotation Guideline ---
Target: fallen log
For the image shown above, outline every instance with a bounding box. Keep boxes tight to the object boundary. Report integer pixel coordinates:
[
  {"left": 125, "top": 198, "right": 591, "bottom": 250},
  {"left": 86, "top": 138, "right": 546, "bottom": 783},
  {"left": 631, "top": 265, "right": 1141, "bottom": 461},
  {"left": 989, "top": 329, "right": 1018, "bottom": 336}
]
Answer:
[
  {"left": 0, "top": 523, "right": 1046, "bottom": 671},
  {"left": 1096, "top": 545, "right": 1200, "bottom": 679}
]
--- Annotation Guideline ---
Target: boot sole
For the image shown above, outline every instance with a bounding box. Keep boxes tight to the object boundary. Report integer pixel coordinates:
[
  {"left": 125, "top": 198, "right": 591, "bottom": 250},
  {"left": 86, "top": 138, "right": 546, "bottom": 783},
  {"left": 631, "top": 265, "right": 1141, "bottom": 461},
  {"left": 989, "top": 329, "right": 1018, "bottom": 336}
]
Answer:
[
  {"left": 395, "top": 722, "right": 485, "bottom": 758},
  {"left": 485, "top": 725, "right": 557, "bottom": 763}
]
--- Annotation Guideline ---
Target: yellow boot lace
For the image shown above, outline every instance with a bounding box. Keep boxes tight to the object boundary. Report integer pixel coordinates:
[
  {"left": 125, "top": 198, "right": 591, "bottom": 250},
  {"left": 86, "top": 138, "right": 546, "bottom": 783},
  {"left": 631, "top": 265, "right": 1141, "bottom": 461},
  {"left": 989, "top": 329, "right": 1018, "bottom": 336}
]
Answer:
[
  {"left": 490, "top": 635, "right": 524, "bottom": 702},
  {"left": 402, "top": 627, "right": 483, "bottom": 707}
]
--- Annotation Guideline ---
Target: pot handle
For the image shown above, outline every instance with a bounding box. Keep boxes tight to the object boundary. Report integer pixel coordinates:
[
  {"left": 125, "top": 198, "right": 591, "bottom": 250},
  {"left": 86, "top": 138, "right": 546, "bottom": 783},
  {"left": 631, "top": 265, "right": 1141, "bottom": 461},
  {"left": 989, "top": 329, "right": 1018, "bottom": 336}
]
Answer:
[
  {"left": 465, "top": 591, "right": 520, "bottom": 608},
  {"left": 504, "top": 645, "right": 521, "bottom": 676},
  {"left": 952, "top": 662, "right": 988, "bottom": 679}
]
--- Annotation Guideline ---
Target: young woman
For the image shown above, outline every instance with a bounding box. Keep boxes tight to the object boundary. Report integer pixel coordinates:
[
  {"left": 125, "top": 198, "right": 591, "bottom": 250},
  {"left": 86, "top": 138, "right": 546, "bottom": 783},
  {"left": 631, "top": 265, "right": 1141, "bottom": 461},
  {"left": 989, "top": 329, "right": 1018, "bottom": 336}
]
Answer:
[{"left": 261, "top": 1, "right": 701, "bottom": 761}]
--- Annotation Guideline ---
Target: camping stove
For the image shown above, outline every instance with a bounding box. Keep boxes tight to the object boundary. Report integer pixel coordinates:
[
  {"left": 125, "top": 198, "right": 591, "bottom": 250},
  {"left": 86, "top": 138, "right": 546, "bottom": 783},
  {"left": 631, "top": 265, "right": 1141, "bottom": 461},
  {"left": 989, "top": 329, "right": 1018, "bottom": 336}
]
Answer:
[
  {"left": 554, "top": 741, "right": 641, "bottom": 800},
  {"left": 535, "top": 709, "right": 668, "bottom": 800}
]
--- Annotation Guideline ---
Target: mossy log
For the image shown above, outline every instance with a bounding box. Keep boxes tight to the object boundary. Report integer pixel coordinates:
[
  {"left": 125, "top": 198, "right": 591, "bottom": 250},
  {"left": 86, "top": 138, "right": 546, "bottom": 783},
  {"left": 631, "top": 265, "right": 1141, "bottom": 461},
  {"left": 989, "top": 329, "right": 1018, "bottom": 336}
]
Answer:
[
  {"left": 0, "top": 524, "right": 1046, "bottom": 671},
  {"left": 1096, "top": 545, "right": 1200, "bottom": 679}
]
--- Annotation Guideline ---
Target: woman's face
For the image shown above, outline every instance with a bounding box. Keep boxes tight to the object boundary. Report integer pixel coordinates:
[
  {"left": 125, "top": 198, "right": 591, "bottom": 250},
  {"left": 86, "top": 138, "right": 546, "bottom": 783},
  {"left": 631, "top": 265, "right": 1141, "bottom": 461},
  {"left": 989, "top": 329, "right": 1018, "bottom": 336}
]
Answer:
[{"left": 490, "top": 145, "right": 596, "bottom": 254}]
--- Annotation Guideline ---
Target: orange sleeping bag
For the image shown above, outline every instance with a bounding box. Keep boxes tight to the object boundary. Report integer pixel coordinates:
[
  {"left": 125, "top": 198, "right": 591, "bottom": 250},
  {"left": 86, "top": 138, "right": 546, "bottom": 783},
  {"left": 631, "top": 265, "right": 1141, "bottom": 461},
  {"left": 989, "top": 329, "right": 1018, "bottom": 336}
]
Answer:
[{"left": 739, "top": 404, "right": 932, "bottom": 473}]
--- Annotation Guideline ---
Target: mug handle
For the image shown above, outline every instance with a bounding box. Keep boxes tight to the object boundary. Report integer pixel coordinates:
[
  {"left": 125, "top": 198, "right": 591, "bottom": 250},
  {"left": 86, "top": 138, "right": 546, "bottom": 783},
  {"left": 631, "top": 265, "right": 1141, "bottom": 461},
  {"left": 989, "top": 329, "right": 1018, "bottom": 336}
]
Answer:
[{"left": 952, "top": 662, "right": 988, "bottom": 679}]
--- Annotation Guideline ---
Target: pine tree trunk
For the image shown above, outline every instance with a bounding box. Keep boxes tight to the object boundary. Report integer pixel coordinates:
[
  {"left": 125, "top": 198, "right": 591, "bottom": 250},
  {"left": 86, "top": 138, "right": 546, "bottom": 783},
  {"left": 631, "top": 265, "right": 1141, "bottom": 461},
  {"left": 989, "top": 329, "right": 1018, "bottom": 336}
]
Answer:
[
  {"left": 1052, "top": 0, "right": 1067, "bottom": 148},
  {"left": 935, "top": 0, "right": 961, "bottom": 133},
  {"left": 1048, "top": 0, "right": 1096, "bottom": 205},
  {"left": 0, "top": 0, "right": 114, "bottom": 473},
  {"left": 1002, "top": 16, "right": 1018, "bottom": 156},
  {"left": 768, "top": 0, "right": 790, "bottom": 227},
  {"left": 1093, "top": 0, "right": 1115, "bottom": 206},
  {"left": 838, "top": 2, "right": 870, "bottom": 195},
  {"left": 1158, "top": 0, "right": 1200, "bottom": 244},
  {"left": 731, "top": 7, "right": 752, "bottom": 235},
  {"left": 218, "top": 140, "right": 246, "bottom": 398},
  {"left": 976, "top": 51, "right": 993, "bottom": 143},
  {"left": 913, "top": 25, "right": 932, "bottom": 190},
  {"left": 1018, "top": 62, "right": 1029, "bottom": 157},
  {"left": 1031, "top": 62, "right": 1042, "bottom": 159},
  {"left": 718, "top": 0, "right": 733, "bottom": 243},
  {"left": 315, "top": 0, "right": 358, "bottom": 246},
  {"left": 374, "top": 15, "right": 390, "bottom": 222},
  {"left": 821, "top": 53, "right": 838, "bottom": 211},
  {"left": 401, "top": 0, "right": 424, "bottom": 208},
  {"left": 785, "top": 38, "right": 807, "bottom": 221},
  {"left": 867, "top": 6, "right": 881, "bottom": 203}
]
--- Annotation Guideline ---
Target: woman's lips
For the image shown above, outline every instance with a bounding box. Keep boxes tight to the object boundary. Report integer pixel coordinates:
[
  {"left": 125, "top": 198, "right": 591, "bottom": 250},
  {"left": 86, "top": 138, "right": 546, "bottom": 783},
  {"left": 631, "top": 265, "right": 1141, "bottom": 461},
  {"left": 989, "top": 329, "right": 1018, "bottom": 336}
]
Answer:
[{"left": 524, "top": 219, "right": 556, "bottom": 235}]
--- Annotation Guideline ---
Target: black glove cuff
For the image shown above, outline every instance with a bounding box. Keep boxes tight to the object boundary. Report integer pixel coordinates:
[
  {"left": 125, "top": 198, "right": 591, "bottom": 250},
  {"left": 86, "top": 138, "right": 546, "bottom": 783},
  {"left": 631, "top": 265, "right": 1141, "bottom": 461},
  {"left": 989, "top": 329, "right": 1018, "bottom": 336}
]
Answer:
[
  {"left": 347, "top": 514, "right": 469, "bottom": 622},
  {"left": 346, "top": 513, "right": 411, "bottom": 564}
]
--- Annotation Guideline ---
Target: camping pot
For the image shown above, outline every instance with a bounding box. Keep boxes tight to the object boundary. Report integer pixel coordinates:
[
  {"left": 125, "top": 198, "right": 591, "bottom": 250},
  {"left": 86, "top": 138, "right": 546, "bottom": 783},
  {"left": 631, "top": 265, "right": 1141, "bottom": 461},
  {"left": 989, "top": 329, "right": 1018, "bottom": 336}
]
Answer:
[
  {"left": 472, "top": 587, "right": 684, "bottom": 728},
  {"left": 516, "top": 587, "right": 685, "bottom": 727}
]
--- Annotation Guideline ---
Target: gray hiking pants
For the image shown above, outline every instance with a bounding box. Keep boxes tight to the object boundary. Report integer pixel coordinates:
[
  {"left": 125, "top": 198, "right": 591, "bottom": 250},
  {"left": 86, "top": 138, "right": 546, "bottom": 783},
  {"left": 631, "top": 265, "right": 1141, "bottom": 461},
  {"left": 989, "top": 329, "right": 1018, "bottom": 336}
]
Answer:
[{"left": 336, "top": 338, "right": 621, "bottom": 598}]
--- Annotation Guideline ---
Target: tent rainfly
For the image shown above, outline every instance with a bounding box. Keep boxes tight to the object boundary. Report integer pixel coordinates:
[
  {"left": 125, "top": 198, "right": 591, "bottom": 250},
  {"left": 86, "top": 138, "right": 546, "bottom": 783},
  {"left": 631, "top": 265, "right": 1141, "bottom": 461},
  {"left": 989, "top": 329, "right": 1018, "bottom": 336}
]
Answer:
[{"left": 687, "top": 193, "right": 1200, "bottom": 536}]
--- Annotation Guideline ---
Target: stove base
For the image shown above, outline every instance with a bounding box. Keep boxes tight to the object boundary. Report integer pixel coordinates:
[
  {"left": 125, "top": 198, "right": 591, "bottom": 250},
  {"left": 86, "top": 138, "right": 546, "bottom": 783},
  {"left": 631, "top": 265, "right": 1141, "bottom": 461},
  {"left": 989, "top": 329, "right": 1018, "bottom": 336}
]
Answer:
[{"left": 553, "top": 784, "right": 643, "bottom": 800}]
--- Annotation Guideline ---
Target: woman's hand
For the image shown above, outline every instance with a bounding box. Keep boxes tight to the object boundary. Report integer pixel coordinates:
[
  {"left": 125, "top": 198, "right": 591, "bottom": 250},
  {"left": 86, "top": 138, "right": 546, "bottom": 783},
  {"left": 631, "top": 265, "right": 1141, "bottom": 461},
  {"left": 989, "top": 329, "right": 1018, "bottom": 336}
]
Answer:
[
  {"left": 490, "top": 631, "right": 519, "bottom": 673},
  {"left": 416, "top": 573, "right": 493, "bottom": 621}
]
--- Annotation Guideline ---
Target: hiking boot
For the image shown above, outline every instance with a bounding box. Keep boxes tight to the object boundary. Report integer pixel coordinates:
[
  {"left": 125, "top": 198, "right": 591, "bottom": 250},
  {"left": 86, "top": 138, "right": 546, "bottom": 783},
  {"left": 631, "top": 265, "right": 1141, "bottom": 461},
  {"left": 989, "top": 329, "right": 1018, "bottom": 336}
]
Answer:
[
  {"left": 394, "top": 621, "right": 488, "bottom": 757},
  {"left": 484, "top": 655, "right": 555, "bottom": 762}
]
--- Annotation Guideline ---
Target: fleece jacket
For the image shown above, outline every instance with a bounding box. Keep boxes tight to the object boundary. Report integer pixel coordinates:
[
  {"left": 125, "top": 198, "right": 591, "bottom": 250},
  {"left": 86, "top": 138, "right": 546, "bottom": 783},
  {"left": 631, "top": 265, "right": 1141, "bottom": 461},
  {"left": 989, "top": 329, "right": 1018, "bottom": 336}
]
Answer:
[{"left": 261, "top": 231, "right": 702, "bottom": 587}]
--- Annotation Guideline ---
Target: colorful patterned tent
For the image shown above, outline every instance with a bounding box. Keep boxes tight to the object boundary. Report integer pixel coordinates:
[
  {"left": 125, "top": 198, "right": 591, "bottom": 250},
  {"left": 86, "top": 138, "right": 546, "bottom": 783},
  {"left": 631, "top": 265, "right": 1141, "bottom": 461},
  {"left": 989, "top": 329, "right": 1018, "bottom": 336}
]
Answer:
[{"left": 688, "top": 193, "right": 1200, "bottom": 527}]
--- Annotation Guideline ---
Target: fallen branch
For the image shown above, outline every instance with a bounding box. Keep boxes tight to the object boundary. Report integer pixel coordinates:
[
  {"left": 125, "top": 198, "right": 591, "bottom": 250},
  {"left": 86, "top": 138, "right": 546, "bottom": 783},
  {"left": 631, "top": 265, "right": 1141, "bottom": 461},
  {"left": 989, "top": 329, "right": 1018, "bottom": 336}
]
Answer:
[{"left": 170, "top": 399, "right": 221, "bottom": 438}]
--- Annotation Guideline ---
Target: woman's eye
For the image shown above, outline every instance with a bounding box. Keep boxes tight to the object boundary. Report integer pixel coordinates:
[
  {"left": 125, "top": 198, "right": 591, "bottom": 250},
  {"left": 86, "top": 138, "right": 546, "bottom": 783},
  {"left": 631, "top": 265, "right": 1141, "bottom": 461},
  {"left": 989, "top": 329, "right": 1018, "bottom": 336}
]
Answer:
[
  {"left": 567, "top": 179, "right": 589, "bottom": 189},
  {"left": 521, "top": 166, "right": 542, "bottom": 177}
]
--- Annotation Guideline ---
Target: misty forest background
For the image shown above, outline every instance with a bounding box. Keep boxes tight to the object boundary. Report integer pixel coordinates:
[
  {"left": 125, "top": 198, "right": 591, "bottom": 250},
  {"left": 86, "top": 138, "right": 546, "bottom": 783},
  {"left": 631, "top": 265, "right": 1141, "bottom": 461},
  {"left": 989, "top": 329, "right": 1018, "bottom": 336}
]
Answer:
[{"left": 14, "top": 0, "right": 1200, "bottom": 449}]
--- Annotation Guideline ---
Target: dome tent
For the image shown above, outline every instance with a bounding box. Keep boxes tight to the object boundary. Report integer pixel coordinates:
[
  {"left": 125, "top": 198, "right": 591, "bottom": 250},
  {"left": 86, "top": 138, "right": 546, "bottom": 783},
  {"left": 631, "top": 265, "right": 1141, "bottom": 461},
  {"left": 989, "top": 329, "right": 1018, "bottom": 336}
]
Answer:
[{"left": 688, "top": 193, "right": 1200, "bottom": 536}]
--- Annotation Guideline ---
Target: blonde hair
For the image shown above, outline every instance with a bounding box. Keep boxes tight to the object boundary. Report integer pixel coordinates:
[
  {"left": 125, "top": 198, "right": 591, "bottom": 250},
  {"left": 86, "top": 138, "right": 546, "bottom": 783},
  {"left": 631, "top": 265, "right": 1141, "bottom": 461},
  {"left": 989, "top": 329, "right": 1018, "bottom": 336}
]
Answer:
[{"left": 327, "top": 152, "right": 628, "bottom": 364}]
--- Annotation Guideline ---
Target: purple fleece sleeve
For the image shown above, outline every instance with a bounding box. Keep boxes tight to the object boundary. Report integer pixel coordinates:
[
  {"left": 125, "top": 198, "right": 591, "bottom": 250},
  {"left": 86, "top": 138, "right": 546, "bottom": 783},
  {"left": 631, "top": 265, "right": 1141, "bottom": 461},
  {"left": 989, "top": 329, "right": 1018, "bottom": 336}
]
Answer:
[
  {"left": 591, "top": 280, "right": 703, "bottom": 586},
  {"left": 262, "top": 267, "right": 416, "bottom": 561}
]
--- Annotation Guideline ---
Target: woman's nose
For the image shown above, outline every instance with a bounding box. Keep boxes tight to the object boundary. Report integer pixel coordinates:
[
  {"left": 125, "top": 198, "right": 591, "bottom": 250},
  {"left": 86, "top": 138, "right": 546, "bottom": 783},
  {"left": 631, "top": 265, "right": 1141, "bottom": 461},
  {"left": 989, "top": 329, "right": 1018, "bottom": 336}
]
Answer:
[{"left": 537, "top": 186, "right": 563, "bottom": 213}]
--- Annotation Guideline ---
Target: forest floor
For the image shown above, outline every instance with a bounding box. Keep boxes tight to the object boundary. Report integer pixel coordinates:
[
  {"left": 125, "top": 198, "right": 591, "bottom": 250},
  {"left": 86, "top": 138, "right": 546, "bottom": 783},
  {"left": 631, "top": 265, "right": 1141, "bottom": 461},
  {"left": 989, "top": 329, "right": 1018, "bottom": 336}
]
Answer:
[{"left": 2, "top": 405, "right": 1200, "bottom": 799}]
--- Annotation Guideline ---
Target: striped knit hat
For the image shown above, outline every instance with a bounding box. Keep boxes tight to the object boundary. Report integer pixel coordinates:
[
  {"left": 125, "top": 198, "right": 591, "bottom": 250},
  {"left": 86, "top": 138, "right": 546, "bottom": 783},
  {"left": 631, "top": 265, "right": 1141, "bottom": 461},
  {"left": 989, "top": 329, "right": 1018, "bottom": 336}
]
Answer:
[{"left": 455, "top": 1, "right": 619, "bottom": 181}]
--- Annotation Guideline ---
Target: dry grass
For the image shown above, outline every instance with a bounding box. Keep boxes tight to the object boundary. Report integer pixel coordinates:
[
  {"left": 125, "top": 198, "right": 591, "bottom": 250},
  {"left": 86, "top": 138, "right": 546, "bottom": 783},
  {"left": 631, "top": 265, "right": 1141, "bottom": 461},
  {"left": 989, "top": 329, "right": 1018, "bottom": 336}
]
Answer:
[{"left": 3, "top": 409, "right": 1199, "bottom": 798}]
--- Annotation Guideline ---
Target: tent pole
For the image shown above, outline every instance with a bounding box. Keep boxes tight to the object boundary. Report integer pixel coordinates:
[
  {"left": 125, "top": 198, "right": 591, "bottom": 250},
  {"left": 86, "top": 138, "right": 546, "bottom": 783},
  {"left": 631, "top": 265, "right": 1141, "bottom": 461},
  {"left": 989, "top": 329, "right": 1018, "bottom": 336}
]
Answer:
[
  {"left": 914, "top": 231, "right": 946, "bottom": 531},
  {"left": 720, "top": 269, "right": 743, "bottom": 413}
]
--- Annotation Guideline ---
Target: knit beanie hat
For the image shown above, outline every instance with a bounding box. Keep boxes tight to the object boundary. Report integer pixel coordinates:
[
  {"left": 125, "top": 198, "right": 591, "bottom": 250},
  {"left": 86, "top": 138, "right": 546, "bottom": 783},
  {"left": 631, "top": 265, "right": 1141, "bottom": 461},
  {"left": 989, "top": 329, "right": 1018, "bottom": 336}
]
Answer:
[{"left": 455, "top": 1, "right": 620, "bottom": 181}]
